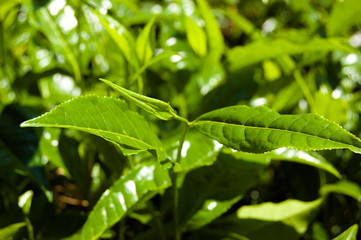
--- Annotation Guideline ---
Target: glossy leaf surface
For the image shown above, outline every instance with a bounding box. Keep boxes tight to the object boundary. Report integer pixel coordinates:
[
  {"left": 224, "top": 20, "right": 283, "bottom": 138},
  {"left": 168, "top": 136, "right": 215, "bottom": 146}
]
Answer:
[
  {"left": 194, "top": 105, "right": 361, "bottom": 154},
  {"left": 100, "top": 78, "right": 176, "bottom": 121},
  {"left": 333, "top": 224, "right": 358, "bottom": 240},
  {"left": 21, "top": 95, "right": 165, "bottom": 159},
  {"left": 180, "top": 151, "right": 270, "bottom": 230},
  {"left": 81, "top": 161, "right": 171, "bottom": 240},
  {"left": 227, "top": 38, "right": 354, "bottom": 71}
]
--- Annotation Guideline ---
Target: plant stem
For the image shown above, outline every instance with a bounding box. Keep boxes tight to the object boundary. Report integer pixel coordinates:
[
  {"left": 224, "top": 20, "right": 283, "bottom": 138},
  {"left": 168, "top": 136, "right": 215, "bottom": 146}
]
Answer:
[{"left": 172, "top": 125, "right": 189, "bottom": 240}]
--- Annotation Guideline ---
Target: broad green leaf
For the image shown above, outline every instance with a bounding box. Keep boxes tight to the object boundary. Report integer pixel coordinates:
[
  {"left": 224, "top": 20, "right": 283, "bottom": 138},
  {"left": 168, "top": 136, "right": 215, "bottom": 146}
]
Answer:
[
  {"left": 235, "top": 198, "right": 323, "bottom": 239},
  {"left": 185, "top": 15, "right": 207, "bottom": 57},
  {"left": 196, "top": 0, "right": 224, "bottom": 65},
  {"left": 180, "top": 151, "right": 269, "bottom": 230},
  {"left": 333, "top": 224, "right": 358, "bottom": 240},
  {"left": 320, "top": 180, "right": 361, "bottom": 201},
  {"left": 193, "top": 105, "right": 361, "bottom": 154},
  {"left": 35, "top": 8, "right": 81, "bottom": 82},
  {"left": 163, "top": 129, "right": 222, "bottom": 173},
  {"left": 21, "top": 95, "right": 166, "bottom": 159},
  {"left": 100, "top": 78, "right": 178, "bottom": 121},
  {"left": 327, "top": 0, "right": 361, "bottom": 37},
  {"left": 227, "top": 38, "right": 355, "bottom": 71},
  {"left": 80, "top": 161, "right": 171, "bottom": 240},
  {"left": 222, "top": 148, "right": 341, "bottom": 178},
  {"left": 0, "top": 222, "right": 26, "bottom": 240},
  {"left": 136, "top": 15, "right": 156, "bottom": 65}
]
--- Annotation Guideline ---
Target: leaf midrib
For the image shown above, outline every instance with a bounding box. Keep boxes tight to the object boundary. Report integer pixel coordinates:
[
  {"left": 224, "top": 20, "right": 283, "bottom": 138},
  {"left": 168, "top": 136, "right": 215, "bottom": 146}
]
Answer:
[{"left": 195, "top": 120, "right": 358, "bottom": 149}]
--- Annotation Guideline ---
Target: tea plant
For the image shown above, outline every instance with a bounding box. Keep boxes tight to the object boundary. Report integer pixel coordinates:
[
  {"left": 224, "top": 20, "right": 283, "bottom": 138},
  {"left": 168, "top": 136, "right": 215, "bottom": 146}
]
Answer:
[{"left": 2, "top": 0, "right": 361, "bottom": 239}]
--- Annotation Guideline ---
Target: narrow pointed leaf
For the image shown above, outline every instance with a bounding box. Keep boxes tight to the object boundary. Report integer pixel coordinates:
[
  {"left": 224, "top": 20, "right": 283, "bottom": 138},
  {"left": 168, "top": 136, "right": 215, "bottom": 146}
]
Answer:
[
  {"left": 320, "top": 180, "right": 361, "bottom": 201},
  {"left": 21, "top": 95, "right": 166, "bottom": 159},
  {"left": 136, "top": 15, "right": 156, "bottom": 65},
  {"left": 227, "top": 38, "right": 355, "bottom": 71},
  {"left": 333, "top": 224, "right": 358, "bottom": 240},
  {"left": 100, "top": 78, "right": 177, "bottom": 121},
  {"left": 81, "top": 161, "right": 171, "bottom": 240},
  {"left": 185, "top": 15, "right": 207, "bottom": 57},
  {"left": 194, "top": 105, "right": 361, "bottom": 154}
]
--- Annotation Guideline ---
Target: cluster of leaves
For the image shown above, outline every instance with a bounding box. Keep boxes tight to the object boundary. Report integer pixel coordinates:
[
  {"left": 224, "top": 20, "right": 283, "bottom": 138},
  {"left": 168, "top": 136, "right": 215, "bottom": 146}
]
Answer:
[{"left": 1, "top": 0, "right": 361, "bottom": 239}]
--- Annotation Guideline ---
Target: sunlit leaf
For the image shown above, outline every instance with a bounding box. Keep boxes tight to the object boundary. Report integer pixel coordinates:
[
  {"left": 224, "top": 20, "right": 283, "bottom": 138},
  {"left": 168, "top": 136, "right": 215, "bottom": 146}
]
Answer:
[
  {"left": 100, "top": 78, "right": 178, "bottom": 121},
  {"left": 80, "top": 161, "right": 171, "bottom": 240},
  {"left": 320, "top": 180, "right": 361, "bottom": 201},
  {"left": 327, "top": 0, "right": 361, "bottom": 37},
  {"left": 0, "top": 222, "right": 26, "bottom": 240},
  {"left": 333, "top": 224, "right": 358, "bottom": 240},
  {"left": 185, "top": 15, "right": 207, "bottom": 57},
  {"left": 21, "top": 95, "right": 166, "bottom": 159},
  {"left": 228, "top": 38, "right": 355, "bottom": 71},
  {"left": 35, "top": 8, "right": 81, "bottom": 82},
  {"left": 136, "top": 15, "right": 156, "bottom": 65},
  {"left": 196, "top": 0, "right": 224, "bottom": 65},
  {"left": 194, "top": 105, "right": 361, "bottom": 154}
]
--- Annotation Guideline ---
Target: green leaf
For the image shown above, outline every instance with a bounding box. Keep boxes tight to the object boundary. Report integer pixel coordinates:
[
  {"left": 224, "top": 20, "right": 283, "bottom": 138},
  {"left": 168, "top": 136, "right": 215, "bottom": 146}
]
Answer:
[
  {"left": 185, "top": 15, "right": 207, "bottom": 57},
  {"left": 222, "top": 148, "right": 341, "bottom": 178},
  {"left": 35, "top": 8, "right": 81, "bottom": 82},
  {"left": 227, "top": 38, "right": 355, "bottom": 71},
  {"left": 18, "top": 190, "right": 33, "bottom": 215},
  {"left": 193, "top": 105, "right": 361, "bottom": 154},
  {"left": 180, "top": 151, "right": 269, "bottom": 230},
  {"left": 235, "top": 198, "right": 323, "bottom": 238},
  {"left": 320, "top": 180, "right": 361, "bottom": 201},
  {"left": 164, "top": 129, "right": 222, "bottom": 173},
  {"left": 0, "top": 222, "right": 26, "bottom": 240},
  {"left": 196, "top": 0, "right": 224, "bottom": 65},
  {"left": 80, "top": 161, "right": 171, "bottom": 240},
  {"left": 333, "top": 224, "right": 358, "bottom": 240},
  {"left": 21, "top": 95, "right": 166, "bottom": 159},
  {"left": 136, "top": 15, "right": 156, "bottom": 65},
  {"left": 100, "top": 78, "right": 179, "bottom": 121},
  {"left": 327, "top": 0, "right": 361, "bottom": 37}
]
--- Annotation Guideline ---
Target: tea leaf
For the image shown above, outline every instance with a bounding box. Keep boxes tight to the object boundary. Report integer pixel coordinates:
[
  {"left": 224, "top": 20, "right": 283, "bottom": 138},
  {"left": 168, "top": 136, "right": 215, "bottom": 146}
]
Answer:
[
  {"left": 81, "top": 161, "right": 171, "bottom": 240},
  {"left": 100, "top": 78, "right": 178, "bottom": 121},
  {"left": 194, "top": 105, "right": 361, "bottom": 154},
  {"left": 185, "top": 16, "right": 207, "bottom": 57},
  {"left": 320, "top": 180, "right": 361, "bottom": 201},
  {"left": 136, "top": 15, "right": 156, "bottom": 65},
  {"left": 333, "top": 224, "right": 358, "bottom": 240},
  {"left": 21, "top": 95, "right": 166, "bottom": 159}
]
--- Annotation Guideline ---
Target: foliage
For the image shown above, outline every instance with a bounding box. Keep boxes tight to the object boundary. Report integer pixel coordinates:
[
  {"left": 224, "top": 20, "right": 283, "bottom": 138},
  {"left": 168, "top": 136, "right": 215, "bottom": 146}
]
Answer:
[{"left": 1, "top": 0, "right": 361, "bottom": 239}]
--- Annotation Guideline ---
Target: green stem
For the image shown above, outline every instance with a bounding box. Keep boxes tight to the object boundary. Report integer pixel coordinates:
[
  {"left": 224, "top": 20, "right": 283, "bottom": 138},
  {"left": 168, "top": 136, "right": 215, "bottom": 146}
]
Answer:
[{"left": 172, "top": 126, "right": 189, "bottom": 240}]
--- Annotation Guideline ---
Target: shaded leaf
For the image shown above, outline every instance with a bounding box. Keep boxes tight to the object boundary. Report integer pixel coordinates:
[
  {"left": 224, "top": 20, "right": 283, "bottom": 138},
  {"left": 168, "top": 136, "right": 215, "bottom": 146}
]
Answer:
[
  {"left": 185, "top": 15, "right": 207, "bottom": 57},
  {"left": 0, "top": 222, "right": 26, "bottom": 240},
  {"left": 180, "top": 151, "right": 270, "bottom": 230},
  {"left": 327, "top": 0, "right": 361, "bottom": 37},
  {"left": 333, "top": 224, "right": 358, "bottom": 240},
  {"left": 21, "top": 95, "right": 166, "bottom": 159},
  {"left": 100, "top": 78, "right": 177, "bottom": 121},
  {"left": 136, "top": 15, "right": 156, "bottom": 65},
  {"left": 227, "top": 38, "right": 355, "bottom": 71},
  {"left": 80, "top": 161, "right": 171, "bottom": 240},
  {"left": 320, "top": 180, "right": 361, "bottom": 201},
  {"left": 193, "top": 105, "right": 361, "bottom": 154},
  {"left": 223, "top": 148, "right": 341, "bottom": 178}
]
